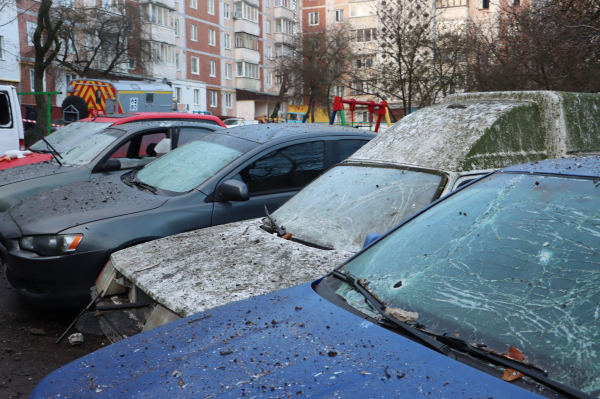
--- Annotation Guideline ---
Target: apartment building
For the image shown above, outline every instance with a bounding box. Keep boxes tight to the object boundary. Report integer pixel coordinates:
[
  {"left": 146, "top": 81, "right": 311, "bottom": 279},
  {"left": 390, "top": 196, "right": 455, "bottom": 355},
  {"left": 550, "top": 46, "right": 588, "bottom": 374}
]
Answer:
[
  {"left": 0, "top": 1, "right": 21, "bottom": 86},
  {"left": 7, "top": 0, "right": 294, "bottom": 120}
]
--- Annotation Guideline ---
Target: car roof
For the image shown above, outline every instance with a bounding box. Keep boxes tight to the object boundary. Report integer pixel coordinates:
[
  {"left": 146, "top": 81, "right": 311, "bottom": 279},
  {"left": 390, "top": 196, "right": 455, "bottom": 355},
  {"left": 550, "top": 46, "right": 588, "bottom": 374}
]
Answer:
[
  {"left": 349, "top": 91, "right": 600, "bottom": 173},
  {"left": 79, "top": 112, "right": 226, "bottom": 127},
  {"left": 107, "top": 120, "right": 225, "bottom": 133},
  {"left": 225, "top": 123, "right": 375, "bottom": 144},
  {"left": 502, "top": 156, "right": 600, "bottom": 177}
]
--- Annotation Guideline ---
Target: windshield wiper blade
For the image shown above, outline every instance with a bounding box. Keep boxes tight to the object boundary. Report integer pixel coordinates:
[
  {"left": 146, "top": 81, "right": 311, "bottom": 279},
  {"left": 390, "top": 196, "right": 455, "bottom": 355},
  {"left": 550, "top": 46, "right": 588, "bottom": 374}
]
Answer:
[
  {"left": 131, "top": 180, "right": 157, "bottom": 194},
  {"left": 435, "top": 335, "right": 593, "bottom": 399},
  {"left": 41, "top": 138, "right": 63, "bottom": 166},
  {"left": 264, "top": 205, "right": 285, "bottom": 237},
  {"left": 330, "top": 270, "right": 456, "bottom": 359}
]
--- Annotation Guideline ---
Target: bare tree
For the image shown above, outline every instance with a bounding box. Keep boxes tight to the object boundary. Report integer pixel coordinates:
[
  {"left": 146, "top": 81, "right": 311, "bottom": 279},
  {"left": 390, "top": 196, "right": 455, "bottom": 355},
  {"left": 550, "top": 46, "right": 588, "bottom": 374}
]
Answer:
[
  {"left": 54, "top": 0, "right": 157, "bottom": 78},
  {"left": 275, "top": 24, "right": 352, "bottom": 122},
  {"left": 370, "top": 0, "right": 467, "bottom": 115},
  {"left": 466, "top": 0, "right": 600, "bottom": 92}
]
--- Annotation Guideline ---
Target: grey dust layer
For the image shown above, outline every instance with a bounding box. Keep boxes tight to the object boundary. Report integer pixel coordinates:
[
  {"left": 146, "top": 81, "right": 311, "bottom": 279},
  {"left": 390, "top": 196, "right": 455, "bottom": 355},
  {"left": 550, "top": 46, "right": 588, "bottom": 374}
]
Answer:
[{"left": 110, "top": 218, "right": 353, "bottom": 317}]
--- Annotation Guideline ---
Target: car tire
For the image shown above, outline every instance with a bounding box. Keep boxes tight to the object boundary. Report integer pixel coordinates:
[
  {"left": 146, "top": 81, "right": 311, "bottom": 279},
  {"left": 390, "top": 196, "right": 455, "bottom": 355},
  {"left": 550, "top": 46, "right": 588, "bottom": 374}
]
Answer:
[{"left": 61, "top": 96, "right": 88, "bottom": 122}]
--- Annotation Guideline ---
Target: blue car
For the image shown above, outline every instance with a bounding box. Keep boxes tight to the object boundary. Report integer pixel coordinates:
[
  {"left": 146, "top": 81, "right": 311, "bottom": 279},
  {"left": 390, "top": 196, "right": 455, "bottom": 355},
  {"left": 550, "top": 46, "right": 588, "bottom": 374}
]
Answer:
[{"left": 32, "top": 157, "right": 600, "bottom": 398}]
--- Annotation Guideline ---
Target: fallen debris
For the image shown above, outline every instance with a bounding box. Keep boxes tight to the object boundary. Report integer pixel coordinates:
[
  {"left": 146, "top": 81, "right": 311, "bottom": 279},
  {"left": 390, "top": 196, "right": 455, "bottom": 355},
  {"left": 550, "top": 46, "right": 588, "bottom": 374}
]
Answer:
[
  {"left": 68, "top": 333, "right": 84, "bottom": 346},
  {"left": 385, "top": 307, "right": 418, "bottom": 323},
  {"left": 27, "top": 328, "right": 46, "bottom": 336}
]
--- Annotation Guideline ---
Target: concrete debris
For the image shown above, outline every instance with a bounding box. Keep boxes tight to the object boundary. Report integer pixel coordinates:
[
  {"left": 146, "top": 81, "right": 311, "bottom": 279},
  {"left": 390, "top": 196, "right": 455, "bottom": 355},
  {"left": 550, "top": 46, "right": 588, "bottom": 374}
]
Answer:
[{"left": 68, "top": 333, "right": 84, "bottom": 346}]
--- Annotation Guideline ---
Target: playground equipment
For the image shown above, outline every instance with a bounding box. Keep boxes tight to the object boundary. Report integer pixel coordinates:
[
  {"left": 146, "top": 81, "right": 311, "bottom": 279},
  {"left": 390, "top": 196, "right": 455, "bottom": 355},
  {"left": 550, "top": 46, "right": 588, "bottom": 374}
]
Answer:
[{"left": 329, "top": 96, "right": 392, "bottom": 133}]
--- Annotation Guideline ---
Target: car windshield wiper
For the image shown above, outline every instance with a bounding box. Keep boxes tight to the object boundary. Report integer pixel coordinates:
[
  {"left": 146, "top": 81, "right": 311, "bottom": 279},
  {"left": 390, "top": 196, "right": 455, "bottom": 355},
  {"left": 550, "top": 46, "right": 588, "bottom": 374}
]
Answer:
[
  {"left": 264, "top": 205, "right": 285, "bottom": 237},
  {"left": 41, "top": 138, "right": 63, "bottom": 166},
  {"left": 130, "top": 179, "right": 157, "bottom": 194},
  {"left": 329, "top": 270, "right": 593, "bottom": 399}
]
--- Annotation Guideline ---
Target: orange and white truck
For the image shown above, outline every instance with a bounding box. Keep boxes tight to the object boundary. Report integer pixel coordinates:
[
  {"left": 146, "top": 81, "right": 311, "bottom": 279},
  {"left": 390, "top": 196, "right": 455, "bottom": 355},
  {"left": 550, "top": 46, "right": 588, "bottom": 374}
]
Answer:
[{"left": 62, "top": 80, "right": 174, "bottom": 122}]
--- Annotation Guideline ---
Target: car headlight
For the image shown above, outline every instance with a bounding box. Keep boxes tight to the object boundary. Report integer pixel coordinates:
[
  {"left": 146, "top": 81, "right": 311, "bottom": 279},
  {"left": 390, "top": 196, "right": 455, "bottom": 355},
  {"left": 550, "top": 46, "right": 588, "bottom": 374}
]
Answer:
[{"left": 19, "top": 234, "right": 83, "bottom": 256}]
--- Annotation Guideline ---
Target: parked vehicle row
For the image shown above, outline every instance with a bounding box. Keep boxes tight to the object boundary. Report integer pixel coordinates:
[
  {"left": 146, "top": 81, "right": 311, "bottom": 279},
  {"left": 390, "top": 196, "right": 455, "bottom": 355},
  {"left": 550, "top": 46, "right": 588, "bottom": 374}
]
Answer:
[{"left": 1, "top": 91, "right": 599, "bottom": 398}]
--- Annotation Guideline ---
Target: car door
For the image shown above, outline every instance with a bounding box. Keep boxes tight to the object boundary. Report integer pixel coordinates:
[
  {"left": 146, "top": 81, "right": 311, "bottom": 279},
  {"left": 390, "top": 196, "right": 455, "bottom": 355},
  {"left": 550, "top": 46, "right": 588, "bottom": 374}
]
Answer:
[{"left": 211, "top": 139, "right": 329, "bottom": 226}]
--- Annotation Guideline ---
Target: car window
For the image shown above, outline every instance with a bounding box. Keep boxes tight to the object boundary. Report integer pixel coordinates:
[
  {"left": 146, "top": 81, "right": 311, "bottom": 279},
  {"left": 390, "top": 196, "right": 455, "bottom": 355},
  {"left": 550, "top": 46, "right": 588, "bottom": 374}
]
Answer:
[
  {"left": 339, "top": 139, "right": 369, "bottom": 160},
  {"left": 140, "top": 133, "right": 167, "bottom": 156},
  {"left": 233, "top": 141, "right": 325, "bottom": 195},
  {"left": 109, "top": 132, "right": 167, "bottom": 169},
  {"left": 110, "top": 141, "right": 130, "bottom": 159},
  {"left": 177, "top": 128, "right": 211, "bottom": 146}
]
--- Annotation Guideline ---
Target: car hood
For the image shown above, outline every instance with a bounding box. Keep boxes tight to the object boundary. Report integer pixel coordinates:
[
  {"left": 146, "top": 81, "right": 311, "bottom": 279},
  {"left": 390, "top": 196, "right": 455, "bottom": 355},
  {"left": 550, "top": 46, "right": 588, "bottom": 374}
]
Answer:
[
  {"left": 8, "top": 174, "right": 168, "bottom": 236},
  {"left": 31, "top": 283, "right": 540, "bottom": 398},
  {"left": 0, "top": 162, "right": 78, "bottom": 187},
  {"left": 111, "top": 218, "right": 354, "bottom": 317}
]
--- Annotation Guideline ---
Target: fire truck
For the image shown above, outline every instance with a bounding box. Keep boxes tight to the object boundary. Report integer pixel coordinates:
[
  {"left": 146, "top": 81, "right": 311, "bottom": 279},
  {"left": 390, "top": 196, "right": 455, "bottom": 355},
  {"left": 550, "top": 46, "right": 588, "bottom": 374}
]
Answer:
[{"left": 62, "top": 80, "right": 174, "bottom": 122}]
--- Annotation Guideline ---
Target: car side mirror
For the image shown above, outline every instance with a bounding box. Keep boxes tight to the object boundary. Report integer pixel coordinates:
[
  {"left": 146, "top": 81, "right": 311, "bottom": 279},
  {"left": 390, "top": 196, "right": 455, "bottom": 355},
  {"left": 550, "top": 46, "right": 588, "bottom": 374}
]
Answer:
[
  {"left": 219, "top": 180, "right": 249, "bottom": 202},
  {"left": 102, "top": 159, "right": 121, "bottom": 172},
  {"left": 362, "top": 232, "right": 382, "bottom": 249}
]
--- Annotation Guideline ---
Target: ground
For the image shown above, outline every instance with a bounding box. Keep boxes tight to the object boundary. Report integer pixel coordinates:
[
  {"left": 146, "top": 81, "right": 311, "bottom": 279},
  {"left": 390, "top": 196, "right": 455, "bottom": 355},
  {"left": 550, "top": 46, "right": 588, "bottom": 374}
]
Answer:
[{"left": 0, "top": 266, "right": 107, "bottom": 398}]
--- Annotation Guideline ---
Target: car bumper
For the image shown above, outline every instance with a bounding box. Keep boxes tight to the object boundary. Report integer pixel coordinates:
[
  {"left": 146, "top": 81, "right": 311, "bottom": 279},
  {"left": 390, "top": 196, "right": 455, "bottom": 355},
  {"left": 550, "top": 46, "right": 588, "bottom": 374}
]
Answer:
[{"left": 2, "top": 241, "right": 110, "bottom": 308}]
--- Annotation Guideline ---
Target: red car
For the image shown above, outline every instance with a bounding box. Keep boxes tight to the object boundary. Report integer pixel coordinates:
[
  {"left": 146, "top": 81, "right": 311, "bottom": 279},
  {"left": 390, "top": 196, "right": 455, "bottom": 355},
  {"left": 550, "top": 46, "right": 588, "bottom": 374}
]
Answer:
[{"left": 1, "top": 113, "right": 225, "bottom": 170}]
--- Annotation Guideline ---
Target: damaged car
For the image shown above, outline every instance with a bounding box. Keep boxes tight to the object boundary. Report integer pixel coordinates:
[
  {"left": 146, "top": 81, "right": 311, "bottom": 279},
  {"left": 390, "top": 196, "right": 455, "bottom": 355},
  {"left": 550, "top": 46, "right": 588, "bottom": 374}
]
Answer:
[
  {"left": 0, "top": 124, "right": 373, "bottom": 307},
  {"left": 32, "top": 156, "right": 600, "bottom": 398},
  {"left": 0, "top": 115, "right": 224, "bottom": 211},
  {"left": 92, "top": 91, "right": 600, "bottom": 341}
]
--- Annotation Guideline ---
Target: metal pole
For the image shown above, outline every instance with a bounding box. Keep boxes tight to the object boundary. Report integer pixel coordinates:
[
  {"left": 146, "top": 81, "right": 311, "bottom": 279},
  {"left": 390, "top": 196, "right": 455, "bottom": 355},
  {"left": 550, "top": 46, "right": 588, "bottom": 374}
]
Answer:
[{"left": 17, "top": 91, "right": 62, "bottom": 136}]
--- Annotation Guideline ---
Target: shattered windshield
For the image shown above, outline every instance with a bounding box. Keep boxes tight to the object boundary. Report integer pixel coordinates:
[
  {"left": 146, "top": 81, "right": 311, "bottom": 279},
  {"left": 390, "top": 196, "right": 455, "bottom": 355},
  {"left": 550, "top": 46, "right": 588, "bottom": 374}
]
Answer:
[
  {"left": 50, "top": 129, "right": 124, "bottom": 166},
  {"left": 333, "top": 172, "right": 600, "bottom": 396},
  {"left": 29, "top": 122, "right": 113, "bottom": 153},
  {"left": 136, "top": 133, "right": 257, "bottom": 193},
  {"left": 271, "top": 164, "right": 443, "bottom": 252}
]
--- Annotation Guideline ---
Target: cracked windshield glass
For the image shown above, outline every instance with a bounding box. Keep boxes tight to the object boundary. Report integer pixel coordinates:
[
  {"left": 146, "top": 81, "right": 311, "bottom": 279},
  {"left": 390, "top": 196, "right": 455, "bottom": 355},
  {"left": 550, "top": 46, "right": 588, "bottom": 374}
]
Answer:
[
  {"left": 333, "top": 172, "right": 600, "bottom": 396},
  {"left": 46, "top": 128, "right": 125, "bottom": 166},
  {"left": 136, "top": 133, "right": 257, "bottom": 193},
  {"left": 29, "top": 121, "right": 113, "bottom": 153},
  {"left": 271, "top": 164, "right": 443, "bottom": 252}
]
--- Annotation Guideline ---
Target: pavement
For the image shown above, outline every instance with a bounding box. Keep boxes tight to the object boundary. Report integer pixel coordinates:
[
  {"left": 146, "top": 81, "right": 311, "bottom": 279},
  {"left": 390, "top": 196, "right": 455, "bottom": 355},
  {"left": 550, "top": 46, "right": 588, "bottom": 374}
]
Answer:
[{"left": 0, "top": 265, "right": 107, "bottom": 398}]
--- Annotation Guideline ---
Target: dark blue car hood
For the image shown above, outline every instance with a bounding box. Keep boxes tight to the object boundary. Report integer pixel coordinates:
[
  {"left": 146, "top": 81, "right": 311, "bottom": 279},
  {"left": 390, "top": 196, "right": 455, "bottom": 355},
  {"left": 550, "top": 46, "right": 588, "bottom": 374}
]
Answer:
[
  {"left": 0, "top": 162, "right": 77, "bottom": 187},
  {"left": 31, "top": 283, "right": 541, "bottom": 398}
]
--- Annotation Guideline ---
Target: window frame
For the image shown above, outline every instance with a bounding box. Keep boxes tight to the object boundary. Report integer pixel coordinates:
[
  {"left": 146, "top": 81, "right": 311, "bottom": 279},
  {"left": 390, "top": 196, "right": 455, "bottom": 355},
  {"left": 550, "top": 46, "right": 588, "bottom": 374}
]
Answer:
[
  {"left": 224, "top": 3, "right": 230, "bottom": 18},
  {"left": 208, "top": 29, "right": 216, "bottom": 46},
  {"left": 308, "top": 12, "right": 319, "bottom": 26},
  {"left": 208, "top": 0, "right": 215, "bottom": 14},
  {"left": 209, "top": 60, "right": 217, "bottom": 77},
  {"left": 190, "top": 0, "right": 198, "bottom": 9},
  {"left": 193, "top": 89, "right": 201, "bottom": 105},
  {"left": 191, "top": 56, "right": 200, "bottom": 75},
  {"left": 190, "top": 24, "right": 198, "bottom": 41},
  {"left": 225, "top": 92, "right": 233, "bottom": 108},
  {"left": 334, "top": 9, "right": 343, "bottom": 23},
  {"left": 225, "top": 63, "right": 232, "bottom": 79},
  {"left": 210, "top": 91, "right": 218, "bottom": 107}
]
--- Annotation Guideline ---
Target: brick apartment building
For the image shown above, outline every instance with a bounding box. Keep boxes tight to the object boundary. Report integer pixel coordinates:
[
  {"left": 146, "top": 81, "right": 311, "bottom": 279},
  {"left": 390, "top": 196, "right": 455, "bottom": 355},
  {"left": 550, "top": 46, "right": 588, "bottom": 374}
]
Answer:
[{"left": 0, "top": 0, "right": 295, "bottom": 120}]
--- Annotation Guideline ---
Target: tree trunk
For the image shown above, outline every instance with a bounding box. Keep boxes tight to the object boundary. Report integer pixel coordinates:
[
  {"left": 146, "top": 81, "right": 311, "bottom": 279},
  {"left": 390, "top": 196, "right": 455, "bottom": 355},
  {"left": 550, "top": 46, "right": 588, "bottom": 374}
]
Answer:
[
  {"left": 270, "top": 77, "right": 288, "bottom": 119},
  {"left": 32, "top": 65, "right": 48, "bottom": 144}
]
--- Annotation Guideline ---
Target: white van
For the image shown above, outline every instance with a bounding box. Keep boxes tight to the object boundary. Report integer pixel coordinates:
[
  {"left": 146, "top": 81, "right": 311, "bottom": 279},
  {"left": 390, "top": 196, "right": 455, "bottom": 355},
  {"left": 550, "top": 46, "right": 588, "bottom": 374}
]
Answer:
[{"left": 0, "top": 85, "right": 25, "bottom": 154}]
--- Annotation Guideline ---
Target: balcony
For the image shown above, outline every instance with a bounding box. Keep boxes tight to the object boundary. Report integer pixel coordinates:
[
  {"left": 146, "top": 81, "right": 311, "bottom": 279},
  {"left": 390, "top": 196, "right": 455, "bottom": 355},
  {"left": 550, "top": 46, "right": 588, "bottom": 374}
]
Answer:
[
  {"left": 236, "top": 77, "right": 261, "bottom": 92},
  {"left": 274, "top": 32, "right": 294, "bottom": 46},
  {"left": 234, "top": 19, "right": 260, "bottom": 36},
  {"left": 139, "top": 0, "right": 175, "bottom": 10},
  {"left": 274, "top": 6, "right": 294, "bottom": 20},
  {"left": 235, "top": 48, "right": 260, "bottom": 64},
  {"left": 148, "top": 24, "right": 176, "bottom": 44}
]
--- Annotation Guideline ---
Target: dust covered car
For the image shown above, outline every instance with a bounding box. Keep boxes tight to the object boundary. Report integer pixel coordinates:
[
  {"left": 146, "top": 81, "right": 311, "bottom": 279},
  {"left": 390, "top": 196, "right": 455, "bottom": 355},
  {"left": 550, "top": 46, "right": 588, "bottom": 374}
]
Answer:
[
  {"left": 1, "top": 124, "right": 372, "bottom": 307},
  {"left": 32, "top": 156, "right": 600, "bottom": 398},
  {"left": 93, "top": 91, "right": 600, "bottom": 340}
]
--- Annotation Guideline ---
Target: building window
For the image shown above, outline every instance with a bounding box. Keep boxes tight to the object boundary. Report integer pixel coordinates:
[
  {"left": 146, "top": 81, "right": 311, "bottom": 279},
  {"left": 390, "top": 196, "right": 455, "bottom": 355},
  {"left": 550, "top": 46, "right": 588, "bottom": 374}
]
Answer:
[
  {"left": 209, "top": 60, "right": 217, "bottom": 77},
  {"left": 275, "top": 18, "right": 294, "bottom": 34},
  {"left": 266, "top": 19, "right": 271, "bottom": 34},
  {"left": 153, "top": 42, "right": 175, "bottom": 64},
  {"left": 128, "top": 57, "right": 136, "bottom": 69},
  {"left": 349, "top": 1, "right": 376, "bottom": 17},
  {"left": 478, "top": 0, "right": 490, "bottom": 8},
  {"left": 354, "top": 55, "right": 374, "bottom": 69},
  {"left": 224, "top": 33, "right": 231, "bottom": 49},
  {"left": 335, "top": 86, "right": 344, "bottom": 97},
  {"left": 190, "top": 0, "right": 197, "bottom": 9},
  {"left": 225, "top": 63, "right": 232, "bottom": 79},
  {"left": 224, "top": 3, "right": 230, "bottom": 19},
  {"left": 191, "top": 56, "right": 200, "bottom": 74},
  {"left": 266, "top": 72, "right": 272, "bottom": 86},
  {"left": 29, "top": 68, "right": 35, "bottom": 91},
  {"left": 210, "top": 91, "right": 218, "bottom": 107},
  {"left": 190, "top": 24, "right": 198, "bottom": 41},
  {"left": 174, "top": 87, "right": 182, "bottom": 102},
  {"left": 266, "top": 46, "right": 272, "bottom": 60},
  {"left": 349, "top": 28, "right": 377, "bottom": 43},
  {"left": 234, "top": 2, "right": 258, "bottom": 23},
  {"left": 194, "top": 89, "right": 201, "bottom": 104},
  {"left": 225, "top": 92, "right": 232, "bottom": 108},
  {"left": 334, "top": 9, "right": 343, "bottom": 22},
  {"left": 235, "top": 33, "right": 259, "bottom": 50},
  {"left": 145, "top": 4, "right": 174, "bottom": 27},
  {"left": 308, "top": 12, "right": 319, "bottom": 26},
  {"left": 209, "top": 29, "right": 216, "bottom": 46},
  {"left": 175, "top": 19, "right": 179, "bottom": 36},
  {"left": 27, "top": 22, "right": 37, "bottom": 47},
  {"left": 236, "top": 62, "right": 259, "bottom": 78},
  {"left": 435, "top": 0, "right": 467, "bottom": 7},
  {"left": 208, "top": 0, "right": 215, "bottom": 14},
  {"left": 274, "top": 0, "right": 291, "bottom": 8},
  {"left": 275, "top": 74, "right": 282, "bottom": 84},
  {"left": 175, "top": 53, "right": 180, "bottom": 70},
  {"left": 0, "top": 36, "right": 5, "bottom": 60},
  {"left": 266, "top": 0, "right": 270, "bottom": 7}
]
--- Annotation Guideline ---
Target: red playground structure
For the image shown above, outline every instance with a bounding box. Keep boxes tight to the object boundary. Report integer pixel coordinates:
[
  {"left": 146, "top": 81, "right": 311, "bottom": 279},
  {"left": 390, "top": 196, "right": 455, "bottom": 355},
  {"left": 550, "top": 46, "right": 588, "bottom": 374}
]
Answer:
[{"left": 329, "top": 96, "right": 391, "bottom": 133}]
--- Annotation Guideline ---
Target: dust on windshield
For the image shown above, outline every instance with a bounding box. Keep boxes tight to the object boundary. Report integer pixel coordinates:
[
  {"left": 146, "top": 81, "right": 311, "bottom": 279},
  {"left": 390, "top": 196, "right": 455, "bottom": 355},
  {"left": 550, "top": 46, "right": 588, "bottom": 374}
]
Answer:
[
  {"left": 136, "top": 133, "right": 257, "bottom": 193},
  {"left": 271, "top": 164, "right": 444, "bottom": 252},
  {"left": 335, "top": 173, "right": 600, "bottom": 396},
  {"left": 47, "top": 129, "right": 124, "bottom": 166},
  {"left": 29, "top": 122, "right": 112, "bottom": 153}
]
